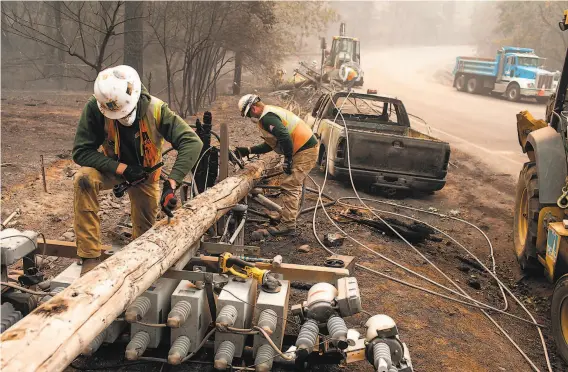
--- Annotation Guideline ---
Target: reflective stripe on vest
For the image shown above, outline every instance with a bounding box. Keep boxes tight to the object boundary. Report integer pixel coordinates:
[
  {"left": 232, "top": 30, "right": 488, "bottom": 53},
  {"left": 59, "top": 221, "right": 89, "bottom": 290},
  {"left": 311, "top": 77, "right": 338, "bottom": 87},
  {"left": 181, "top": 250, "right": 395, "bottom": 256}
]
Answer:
[
  {"left": 102, "top": 96, "right": 165, "bottom": 181},
  {"left": 258, "top": 105, "right": 313, "bottom": 154}
]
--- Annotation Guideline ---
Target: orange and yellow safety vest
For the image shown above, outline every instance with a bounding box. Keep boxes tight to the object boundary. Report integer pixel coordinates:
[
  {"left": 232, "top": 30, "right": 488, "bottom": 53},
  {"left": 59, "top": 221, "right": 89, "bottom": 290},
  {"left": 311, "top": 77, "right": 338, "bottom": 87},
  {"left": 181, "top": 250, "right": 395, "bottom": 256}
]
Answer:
[
  {"left": 102, "top": 97, "right": 165, "bottom": 181},
  {"left": 258, "top": 105, "right": 313, "bottom": 155}
]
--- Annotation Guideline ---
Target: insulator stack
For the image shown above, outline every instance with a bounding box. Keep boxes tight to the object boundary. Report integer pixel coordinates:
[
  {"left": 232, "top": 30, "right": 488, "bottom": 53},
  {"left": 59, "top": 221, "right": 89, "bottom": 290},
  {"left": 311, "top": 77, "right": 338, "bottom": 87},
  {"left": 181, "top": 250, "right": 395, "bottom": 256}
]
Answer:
[
  {"left": 81, "top": 330, "right": 106, "bottom": 356},
  {"left": 216, "top": 305, "right": 238, "bottom": 327},
  {"left": 168, "top": 336, "right": 191, "bottom": 365},
  {"left": 327, "top": 316, "right": 348, "bottom": 350},
  {"left": 0, "top": 303, "right": 22, "bottom": 333},
  {"left": 254, "top": 344, "right": 275, "bottom": 372},
  {"left": 373, "top": 342, "right": 392, "bottom": 372},
  {"left": 125, "top": 331, "right": 150, "bottom": 360},
  {"left": 214, "top": 340, "right": 235, "bottom": 370},
  {"left": 167, "top": 300, "right": 192, "bottom": 328},
  {"left": 295, "top": 319, "right": 319, "bottom": 358},
  {"left": 125, "top": 297, "right": 151, "bottom": 323},
  {"left": 257, "top": 309, "right": 278, "bottom": 333}
]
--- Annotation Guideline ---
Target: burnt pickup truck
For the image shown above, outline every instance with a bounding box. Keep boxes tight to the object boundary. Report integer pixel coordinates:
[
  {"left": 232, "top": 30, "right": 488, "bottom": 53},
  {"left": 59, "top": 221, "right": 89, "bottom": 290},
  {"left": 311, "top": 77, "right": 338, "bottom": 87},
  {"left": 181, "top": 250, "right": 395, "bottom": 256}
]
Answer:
[{"left": 304, "top": 91, "right": 451, "bottom": 192}]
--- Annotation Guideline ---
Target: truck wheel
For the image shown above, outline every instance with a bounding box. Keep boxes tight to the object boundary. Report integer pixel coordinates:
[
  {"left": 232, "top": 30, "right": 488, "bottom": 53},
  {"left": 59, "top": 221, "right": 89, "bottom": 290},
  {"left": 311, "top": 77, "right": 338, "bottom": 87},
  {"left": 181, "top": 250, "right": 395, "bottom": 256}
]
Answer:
[
  {"left": 455, "top": 75, "right": 466, "bottom": 92},
  {"left": 513, "top": 162, "right": 541, "bottom": 270},
  {"left": 506, "top": 83, "right": 521, "bottom": 102},
  {"left": 466, "top": 77, "right": 479, "bottom": 94},
  {"left": 320, "top": 149, "right": 335, "bottom": 180},
  {"left": 552, "top": 274, "right": 568, "bottom": 364}
]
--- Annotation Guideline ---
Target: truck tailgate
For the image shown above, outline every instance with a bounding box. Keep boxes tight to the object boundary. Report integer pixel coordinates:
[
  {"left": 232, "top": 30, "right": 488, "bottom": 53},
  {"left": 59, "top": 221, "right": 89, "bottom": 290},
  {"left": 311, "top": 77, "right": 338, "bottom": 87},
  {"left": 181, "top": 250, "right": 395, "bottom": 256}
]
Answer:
[{"left": 345, "top": 129, "right": 450, "bottom": 179}]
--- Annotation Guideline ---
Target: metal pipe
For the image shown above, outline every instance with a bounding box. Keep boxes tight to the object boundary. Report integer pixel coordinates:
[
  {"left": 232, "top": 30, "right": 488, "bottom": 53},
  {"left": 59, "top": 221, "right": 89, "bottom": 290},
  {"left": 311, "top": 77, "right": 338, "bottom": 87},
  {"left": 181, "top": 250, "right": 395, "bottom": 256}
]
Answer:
[
  {"left": 228, "top": 214, "right": 247, "bottom": 245},
  {"left": 253, "top": 195, "right": 283, "bottom": 212},
  {"left": 1, "top": 211, "right": 18, "bottom": 230}
]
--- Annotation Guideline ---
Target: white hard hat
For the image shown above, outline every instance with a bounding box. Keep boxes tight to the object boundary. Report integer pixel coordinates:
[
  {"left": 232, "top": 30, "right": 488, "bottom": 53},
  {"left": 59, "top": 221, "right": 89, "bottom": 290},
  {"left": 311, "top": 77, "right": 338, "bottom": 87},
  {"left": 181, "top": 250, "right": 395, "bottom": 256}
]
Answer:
[
  {"left": 94, "top": 65, "right": 142, "bottom": 120},
  {"left": 238, "top": 94, "right": 260, "bottom": 117}
]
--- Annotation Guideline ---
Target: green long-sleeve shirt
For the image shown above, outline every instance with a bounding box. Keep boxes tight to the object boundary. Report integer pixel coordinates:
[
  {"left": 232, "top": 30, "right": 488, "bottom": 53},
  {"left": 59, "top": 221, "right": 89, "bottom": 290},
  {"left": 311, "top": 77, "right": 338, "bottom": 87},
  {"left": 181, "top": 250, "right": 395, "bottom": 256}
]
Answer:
[
  {"left": 72, "top": 86, "right": 203, "bottom": 184},
  {"left": 250, "top": 113, "right": 317, "bottom": 157}
]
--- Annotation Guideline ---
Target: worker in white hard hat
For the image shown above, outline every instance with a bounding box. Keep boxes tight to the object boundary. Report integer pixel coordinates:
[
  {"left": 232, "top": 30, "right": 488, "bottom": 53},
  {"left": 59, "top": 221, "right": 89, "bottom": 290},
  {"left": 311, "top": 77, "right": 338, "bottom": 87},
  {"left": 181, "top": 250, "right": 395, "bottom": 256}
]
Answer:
[
  {"left": 236, "top": 94, "right": 319, "bottom": 236},
  {"left": 335, "top": 63, "right": 363, "bottom": 88},
  {"left": 338, "top": 63, "right": 361, "bottom": 85},
  {"left": 72, "top": 65, "right": 202, "bottom": 275}
]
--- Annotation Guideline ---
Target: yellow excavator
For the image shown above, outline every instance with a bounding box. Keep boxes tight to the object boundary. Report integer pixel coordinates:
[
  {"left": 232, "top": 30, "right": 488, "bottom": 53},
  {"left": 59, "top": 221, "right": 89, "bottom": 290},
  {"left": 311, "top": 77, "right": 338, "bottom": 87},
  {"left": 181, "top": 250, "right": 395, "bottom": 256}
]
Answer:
[
  {"left": 514, "top": 9, "right": 568, "bottom": 363},
  {"left": 321, "top": 23, "right": 364, "bottom": 87}
]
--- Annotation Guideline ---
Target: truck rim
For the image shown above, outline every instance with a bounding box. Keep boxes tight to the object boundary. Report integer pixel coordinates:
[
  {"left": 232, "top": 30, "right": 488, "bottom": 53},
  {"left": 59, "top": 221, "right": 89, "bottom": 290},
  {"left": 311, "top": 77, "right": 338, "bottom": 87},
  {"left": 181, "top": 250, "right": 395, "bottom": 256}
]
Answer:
[
  {"left": 508, "top": 86, "right": 518, "bottom": 100},
  {"left": 562, "top": 297, "right": 568, "bottom": 345},
  {"left": 456, "top": 76, "right": 465, "bottom": 90},
  {"left": 516, "top": 187, "right": 529, "bottom": 253}
]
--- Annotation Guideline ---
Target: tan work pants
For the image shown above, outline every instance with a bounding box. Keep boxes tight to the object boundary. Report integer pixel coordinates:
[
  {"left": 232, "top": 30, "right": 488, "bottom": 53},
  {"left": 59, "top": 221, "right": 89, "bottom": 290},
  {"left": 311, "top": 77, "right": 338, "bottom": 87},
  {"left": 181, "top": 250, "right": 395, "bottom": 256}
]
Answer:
[
  {"left": 280, "top": 146, "right": 319, "bottom": 227},
  {"left": 73, "top": 167, "right": 160, "bottom": 258}
]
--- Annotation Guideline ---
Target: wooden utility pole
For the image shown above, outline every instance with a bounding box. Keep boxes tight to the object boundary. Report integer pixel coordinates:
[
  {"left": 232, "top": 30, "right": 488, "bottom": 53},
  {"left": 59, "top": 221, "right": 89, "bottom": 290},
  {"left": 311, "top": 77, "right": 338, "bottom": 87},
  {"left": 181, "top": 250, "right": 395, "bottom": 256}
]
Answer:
[{"left": 0, "top": 156, "right": 279, "bottom": 372}]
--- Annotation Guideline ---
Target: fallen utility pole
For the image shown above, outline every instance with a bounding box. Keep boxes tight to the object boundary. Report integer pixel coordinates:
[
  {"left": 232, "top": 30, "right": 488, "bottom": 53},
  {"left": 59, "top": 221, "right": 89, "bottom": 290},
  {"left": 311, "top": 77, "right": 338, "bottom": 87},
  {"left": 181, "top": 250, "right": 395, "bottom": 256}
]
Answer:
[{"left": 0, "top": 155, "right": 279, "bottom": 372}]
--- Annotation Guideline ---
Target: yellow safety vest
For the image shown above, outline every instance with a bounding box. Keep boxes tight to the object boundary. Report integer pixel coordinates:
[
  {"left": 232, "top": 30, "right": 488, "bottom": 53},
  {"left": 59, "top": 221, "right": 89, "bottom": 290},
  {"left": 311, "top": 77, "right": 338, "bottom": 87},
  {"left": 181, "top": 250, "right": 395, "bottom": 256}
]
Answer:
[
  {"left": 258, "top": 105, "right": 313, "bottom": 155},
  {"left": 102, "top": 96, "right": 165, "bottom": 181}
]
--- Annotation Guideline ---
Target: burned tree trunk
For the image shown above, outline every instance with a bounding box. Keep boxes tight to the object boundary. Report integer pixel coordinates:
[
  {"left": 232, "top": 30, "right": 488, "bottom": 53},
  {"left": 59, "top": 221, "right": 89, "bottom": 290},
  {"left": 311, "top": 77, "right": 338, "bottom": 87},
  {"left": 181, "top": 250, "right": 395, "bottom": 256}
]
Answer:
[
  {"left": 233, "top": 50, "right": 243, "bottom": 95},
  {"left": 123, "top": 1, "right": 144, "bottom": 76},
  {"left": 53, "top": 2, "right": 65, "bottom": 89}
]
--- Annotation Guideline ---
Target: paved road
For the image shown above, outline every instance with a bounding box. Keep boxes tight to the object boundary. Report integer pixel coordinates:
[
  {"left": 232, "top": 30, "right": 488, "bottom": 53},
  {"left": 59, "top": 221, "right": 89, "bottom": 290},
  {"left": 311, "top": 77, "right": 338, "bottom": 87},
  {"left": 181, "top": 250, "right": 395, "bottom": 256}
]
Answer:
[{"left": 362, "top": 45, "right": 548, "bottom": 178}]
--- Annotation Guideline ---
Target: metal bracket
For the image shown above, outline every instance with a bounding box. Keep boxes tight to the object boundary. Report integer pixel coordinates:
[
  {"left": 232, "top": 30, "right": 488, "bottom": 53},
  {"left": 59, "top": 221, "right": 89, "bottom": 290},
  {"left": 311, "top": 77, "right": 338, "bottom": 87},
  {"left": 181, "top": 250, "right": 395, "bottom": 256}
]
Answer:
[
  {"left": 200, "top": 241, "right": 260, "bottom": 256},
  {"left": 191, "top": 255, "right": 350, "bottom": 284}
]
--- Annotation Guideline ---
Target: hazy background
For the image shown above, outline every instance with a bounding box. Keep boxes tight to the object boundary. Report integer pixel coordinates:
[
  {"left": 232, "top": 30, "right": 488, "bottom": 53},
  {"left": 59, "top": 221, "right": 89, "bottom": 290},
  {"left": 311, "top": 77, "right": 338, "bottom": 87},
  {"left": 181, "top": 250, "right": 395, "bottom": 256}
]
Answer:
[{"left": 2, "top": 1, "right": 567, "bottom": 114}]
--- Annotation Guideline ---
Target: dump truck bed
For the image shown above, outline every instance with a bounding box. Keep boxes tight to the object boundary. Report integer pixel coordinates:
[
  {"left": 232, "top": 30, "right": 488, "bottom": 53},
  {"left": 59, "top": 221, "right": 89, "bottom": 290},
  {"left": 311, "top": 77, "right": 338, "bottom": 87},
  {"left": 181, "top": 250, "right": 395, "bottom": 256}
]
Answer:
[{"left": 453, "top": 56, "right": 497, "bottom": 77}]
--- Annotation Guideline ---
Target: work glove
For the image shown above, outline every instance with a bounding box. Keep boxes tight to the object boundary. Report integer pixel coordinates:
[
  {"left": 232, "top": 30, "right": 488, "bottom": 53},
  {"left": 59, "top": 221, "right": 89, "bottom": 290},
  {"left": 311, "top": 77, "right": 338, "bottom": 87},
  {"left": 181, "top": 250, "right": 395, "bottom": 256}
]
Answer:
[
  {"left": 123, "top": 165, "right": 148, "bottom": 184},
  {"left": 160, "top": 180, "right": 178, "bottom": 218},
  {"left": 283, "top": 157, "right": 293, "bottom": 175},
  {"left": 235, "top": 147, "right": 250, "bottom": 158},
  {"left": 195, "top": 118, "right": 203, "bottom": 134}
]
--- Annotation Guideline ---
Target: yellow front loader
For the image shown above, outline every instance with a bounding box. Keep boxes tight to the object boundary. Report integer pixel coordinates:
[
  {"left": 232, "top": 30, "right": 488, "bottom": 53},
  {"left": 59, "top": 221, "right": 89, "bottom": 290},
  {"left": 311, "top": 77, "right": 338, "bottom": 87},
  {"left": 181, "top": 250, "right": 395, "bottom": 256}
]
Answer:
[{"left": 513, "top": 10, "right": 568, "bottom": 363}]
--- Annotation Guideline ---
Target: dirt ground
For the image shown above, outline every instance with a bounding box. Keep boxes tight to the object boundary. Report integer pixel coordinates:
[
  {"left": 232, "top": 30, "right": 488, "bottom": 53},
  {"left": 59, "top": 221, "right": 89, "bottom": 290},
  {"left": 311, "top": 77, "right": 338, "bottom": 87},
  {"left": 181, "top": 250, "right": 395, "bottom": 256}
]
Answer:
[{"left": 1, "top": 90, "right": 564, "bottom": 371}]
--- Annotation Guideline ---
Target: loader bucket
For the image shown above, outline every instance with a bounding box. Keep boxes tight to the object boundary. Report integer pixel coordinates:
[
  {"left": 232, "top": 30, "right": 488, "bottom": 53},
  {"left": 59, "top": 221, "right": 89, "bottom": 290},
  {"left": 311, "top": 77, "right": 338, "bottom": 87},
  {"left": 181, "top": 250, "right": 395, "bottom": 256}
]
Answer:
[{"left": 516, "top": 110, "right": 548, "bottom": 151}]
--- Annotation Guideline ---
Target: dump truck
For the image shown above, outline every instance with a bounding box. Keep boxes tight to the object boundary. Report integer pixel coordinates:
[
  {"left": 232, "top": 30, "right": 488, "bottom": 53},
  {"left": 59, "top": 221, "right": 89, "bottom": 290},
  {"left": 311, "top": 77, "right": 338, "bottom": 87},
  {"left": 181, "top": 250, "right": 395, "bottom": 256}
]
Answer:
[
  {"left": 305, "top": 90, "right": 450, "bottom": 192},
  {"left": 513, "top": 10, "right": 568, "bottom": 364},
  {"left": 453, "top": 46, "right": 557, "bottom": 102}
]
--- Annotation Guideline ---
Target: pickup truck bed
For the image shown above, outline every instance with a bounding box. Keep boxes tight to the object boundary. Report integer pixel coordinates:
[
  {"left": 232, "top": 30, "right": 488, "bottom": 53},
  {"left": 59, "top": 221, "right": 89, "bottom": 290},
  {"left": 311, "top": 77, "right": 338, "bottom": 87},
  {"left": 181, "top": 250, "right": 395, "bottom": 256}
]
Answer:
[
  {"left": 332, "top": 126, "right": 450, "bottom": 191},
  {"left": 306, "top": 92, "right": 451, "bottom": 192}
]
